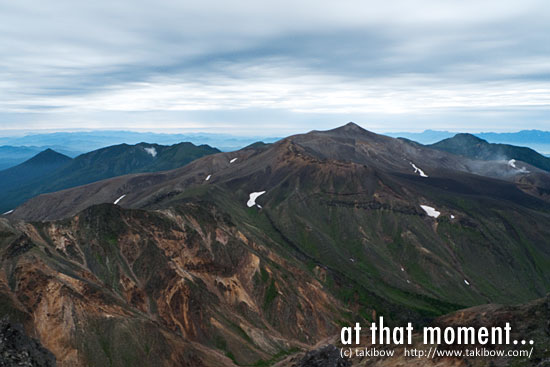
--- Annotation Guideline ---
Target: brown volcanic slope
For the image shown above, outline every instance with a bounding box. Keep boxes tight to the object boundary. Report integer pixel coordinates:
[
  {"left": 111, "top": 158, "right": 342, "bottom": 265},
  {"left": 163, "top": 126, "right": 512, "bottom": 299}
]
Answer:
[
  {"left": 11, "top": 122, "right": 550, "bottom": 222},
  {"left": 0, "top": 203, "right": 342, "bottom": 366},
  {"left": 9, "top": 123, "right": 550, "bottom": 309},
  {"left": 3, "top": 123, "right": 550, "bottom": 366}
]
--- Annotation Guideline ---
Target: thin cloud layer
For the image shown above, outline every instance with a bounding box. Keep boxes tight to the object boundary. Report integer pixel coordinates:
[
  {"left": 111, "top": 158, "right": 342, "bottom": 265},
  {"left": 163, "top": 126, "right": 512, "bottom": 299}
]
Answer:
[{"left": 0, "top": 0, "right": 548, "bottom": 134}]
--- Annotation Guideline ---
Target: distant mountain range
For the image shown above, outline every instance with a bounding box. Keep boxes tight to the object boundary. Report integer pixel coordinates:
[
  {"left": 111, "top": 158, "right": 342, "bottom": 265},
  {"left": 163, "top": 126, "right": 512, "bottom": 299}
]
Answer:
[
  {"left": 0, "top": 130, "right": 280, "bottom": 155},
  {"left": 3, "top": 127, "right": 550, "bottom": 216},
  {"left": 386, "top": 129, "right": 550, "bottom": 155},
  {"left": 1, "top": 129, "right": 547, "bottom": 172},
  {"left": 0, "top": 142, "right": 219, "bottom": 213}
]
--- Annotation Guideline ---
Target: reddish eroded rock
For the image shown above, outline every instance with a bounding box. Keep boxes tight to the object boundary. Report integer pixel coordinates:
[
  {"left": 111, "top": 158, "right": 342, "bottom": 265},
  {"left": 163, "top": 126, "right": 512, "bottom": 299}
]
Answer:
[{"left": 0, "top": 203, "right": 344, "bottom": 366}]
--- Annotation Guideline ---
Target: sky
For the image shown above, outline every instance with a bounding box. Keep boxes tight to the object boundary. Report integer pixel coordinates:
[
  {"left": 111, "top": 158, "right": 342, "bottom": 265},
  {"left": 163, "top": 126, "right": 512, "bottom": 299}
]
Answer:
[{"left": 0, "top": 0, "right": 549, "bottom": 136}]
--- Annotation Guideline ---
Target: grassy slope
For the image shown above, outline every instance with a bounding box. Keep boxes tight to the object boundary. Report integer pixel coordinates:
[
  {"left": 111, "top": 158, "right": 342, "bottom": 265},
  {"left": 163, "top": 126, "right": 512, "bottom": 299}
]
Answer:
[{"left": 160, "top": 168, "right": 550, "bottom": 327}]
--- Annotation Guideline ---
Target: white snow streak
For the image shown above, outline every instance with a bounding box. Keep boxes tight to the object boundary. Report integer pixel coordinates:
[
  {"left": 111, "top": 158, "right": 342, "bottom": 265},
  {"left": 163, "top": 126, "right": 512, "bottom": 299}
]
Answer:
[
  {"left": 230, "top": 158, "right": 238, "bottom": 163},
  {"left": 247, "top": 191, "right": 266, "bottom": 207},
  {"left": 114, "top": 195, "right": 126, "bottom": 205},
  {"left": 2, "top": 210, "right": 14, "bottom": 215},
  {"left": 464, "top": 279, "right": 470, "bottom": 286},
  {"left": 205, "top": 174, "right": 211, "bottom": 181},
  {"left": 410, "top": 162, "right": 428, "bottom": 177}
]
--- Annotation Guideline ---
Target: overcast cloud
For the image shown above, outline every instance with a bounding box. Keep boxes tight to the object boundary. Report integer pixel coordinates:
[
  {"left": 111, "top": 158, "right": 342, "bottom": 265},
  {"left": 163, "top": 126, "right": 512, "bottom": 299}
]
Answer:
[{"left": 0, "top": 0, "right": 549, "bottom": 135}]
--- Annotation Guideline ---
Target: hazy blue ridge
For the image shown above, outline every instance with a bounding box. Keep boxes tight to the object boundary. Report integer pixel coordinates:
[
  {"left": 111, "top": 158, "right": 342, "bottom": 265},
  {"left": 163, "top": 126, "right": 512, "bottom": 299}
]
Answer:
[
  {"left": 386, "top": 129, "right": 550, "bottom": 154},
  {"left": 0, "top": 141, "right": 219, "bottom": 213},
  {"left": 0, "top": 131, "right": 281, "bottom": 154}
]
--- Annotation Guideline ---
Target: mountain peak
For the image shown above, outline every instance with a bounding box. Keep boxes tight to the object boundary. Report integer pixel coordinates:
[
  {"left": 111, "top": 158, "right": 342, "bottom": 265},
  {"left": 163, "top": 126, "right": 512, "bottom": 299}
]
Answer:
[
  {"left": 314, "top": 122, "right": 395, "bottom": 146},
  {"left": 339, "top": 122, "right": 365, "bottom": 131},
  {"left": 429, "top": 133, "right": 488, "bottom": 151},
  {"left": 451, "top": 133, "right": 487, "bottom": 143},
  {"left": 322, "top": 122, "right": 379, "bottom": 138},
  {"left": 344, "top": 121, "right": 361, "bottom": 128},
  {"left": 25, "top": 148, "right": 72, "bottom": 165}
]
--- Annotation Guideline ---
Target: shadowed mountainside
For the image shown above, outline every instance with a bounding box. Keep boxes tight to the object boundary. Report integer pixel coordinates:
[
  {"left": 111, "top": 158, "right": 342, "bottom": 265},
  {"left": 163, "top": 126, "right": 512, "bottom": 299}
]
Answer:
[
  {"left": 0, "top": 142, "right": 219, "bottom": 213},
  {"left": 428, "top": 133, "right": 550, "bottom": 172},
  {"left": 0, "top": 149, "right": 72, "bottom": 198}
]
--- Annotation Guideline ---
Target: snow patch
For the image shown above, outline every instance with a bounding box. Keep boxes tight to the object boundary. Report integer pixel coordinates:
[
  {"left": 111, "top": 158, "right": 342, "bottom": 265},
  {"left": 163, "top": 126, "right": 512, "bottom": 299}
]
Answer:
[
  {"left": 114, "top": 194, "right": 126, "bottom": 205},
  {"left": 247, "top": 191, "right": 266, "bottom": 207},
  {"left": 400, "top": 267, "right": 405, "bottom": 272},
  {"left": 410, "top": 162, "right": 428, "bottom": 177},
  {"left": 450, "top": 214, "right": 455, "bottom": 219},
  {"left": 2, "top": 210, "right": 13, "bottom": 215},
  {"left": 205, "top": 174, "right": 211, "bottom": 181},
  {"left": 230, "top": 158, "right": 238, "bottom": 163},
  {"left": 508, "top": 159, "right": 517, "bottom": 168},
  {"left": 144, "top": 147, "right": 157, "bottom": 157},
  {"left": 464, "top": 279, "right": 470, "bottom": 286},
  {"left": 420, "top": 205, "right": 440, "bottom": 218}
]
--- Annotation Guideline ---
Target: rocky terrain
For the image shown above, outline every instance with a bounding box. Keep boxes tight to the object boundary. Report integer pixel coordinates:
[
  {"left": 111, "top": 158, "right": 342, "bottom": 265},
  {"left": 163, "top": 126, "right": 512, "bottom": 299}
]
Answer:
[
  {"left": 290, "top": 345, "right": 351, "bottom": 367},
  {"left": 0, "top": 317, "right": 56, "bottom": 367},
  {"left": 0, "top": 202, "right": 343, "bottom": 366},
  {"left": 351, "top": 295, "right": 550, "bottom": 366},
  {"left": 2, "top": 123, "right": 550, "bottom": 366}
]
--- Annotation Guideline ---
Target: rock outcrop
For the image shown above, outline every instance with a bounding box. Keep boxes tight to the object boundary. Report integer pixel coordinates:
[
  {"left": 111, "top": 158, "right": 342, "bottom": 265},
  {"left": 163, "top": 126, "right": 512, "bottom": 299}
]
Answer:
[
  {"left": 0, "top": 317, "right": 56, "bottom": 367},
  {"left": 292, "top": 345, "right": 351, "bottom": 367}
]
